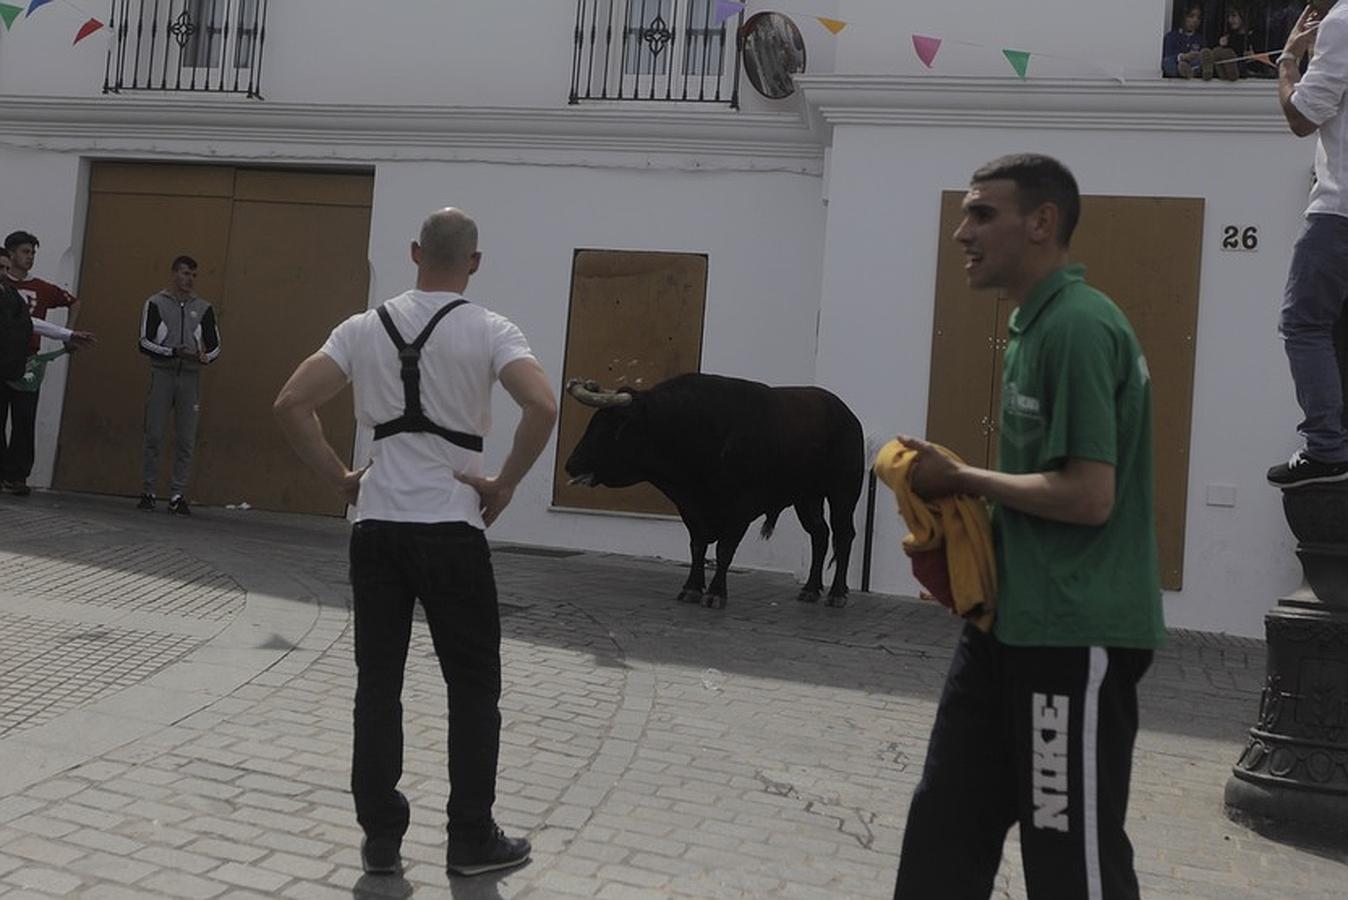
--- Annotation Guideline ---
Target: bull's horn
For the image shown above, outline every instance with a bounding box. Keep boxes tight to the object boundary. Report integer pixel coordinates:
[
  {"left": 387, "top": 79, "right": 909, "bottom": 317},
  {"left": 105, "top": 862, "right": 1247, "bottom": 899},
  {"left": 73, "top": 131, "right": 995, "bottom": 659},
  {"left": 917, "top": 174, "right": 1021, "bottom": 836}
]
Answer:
[{"left": 566, "top": 379, "right": 633, "bottom": 408}]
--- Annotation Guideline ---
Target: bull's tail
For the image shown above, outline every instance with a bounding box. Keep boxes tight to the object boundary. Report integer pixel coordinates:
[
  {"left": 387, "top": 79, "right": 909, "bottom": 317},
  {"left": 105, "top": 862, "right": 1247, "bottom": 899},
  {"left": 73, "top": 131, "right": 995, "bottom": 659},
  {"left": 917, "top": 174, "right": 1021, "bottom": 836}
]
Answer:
[{"left": 760, "top": 510, "right": 782, "bottom": 540}]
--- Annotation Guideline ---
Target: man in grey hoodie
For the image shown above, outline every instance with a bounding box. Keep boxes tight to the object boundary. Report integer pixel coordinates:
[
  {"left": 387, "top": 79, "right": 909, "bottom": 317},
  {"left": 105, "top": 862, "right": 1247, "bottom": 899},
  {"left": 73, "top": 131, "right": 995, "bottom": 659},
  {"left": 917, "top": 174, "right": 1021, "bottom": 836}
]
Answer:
[{"left": 137, "top": 256, "right": 221, "bottom": 514}]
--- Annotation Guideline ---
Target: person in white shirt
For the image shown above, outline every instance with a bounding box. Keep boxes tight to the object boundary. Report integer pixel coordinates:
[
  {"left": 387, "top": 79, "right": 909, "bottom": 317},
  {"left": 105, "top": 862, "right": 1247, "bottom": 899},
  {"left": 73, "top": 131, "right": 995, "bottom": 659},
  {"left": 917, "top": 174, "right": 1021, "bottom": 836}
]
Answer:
[
  {"left": 273, "top": 209, "right": 557, "bottom": 878},
  {"left": 1272, "top": 0, "right": 1348, "bottom": 487}
]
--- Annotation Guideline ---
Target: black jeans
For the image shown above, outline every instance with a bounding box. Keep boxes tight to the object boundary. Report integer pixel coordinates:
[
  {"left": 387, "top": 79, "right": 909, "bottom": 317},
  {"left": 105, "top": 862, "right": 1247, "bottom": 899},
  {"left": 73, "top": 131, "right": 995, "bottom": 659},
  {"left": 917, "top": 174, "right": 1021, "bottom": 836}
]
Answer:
[
  {"left": 349, "top": 520, "right": 502, "bottom": 845},
  {"left": 894, "top": 624, "right": 1153, "bottom": 900},
  {"left": 0, "top": 382, "right": 38, "bottom": 482}
]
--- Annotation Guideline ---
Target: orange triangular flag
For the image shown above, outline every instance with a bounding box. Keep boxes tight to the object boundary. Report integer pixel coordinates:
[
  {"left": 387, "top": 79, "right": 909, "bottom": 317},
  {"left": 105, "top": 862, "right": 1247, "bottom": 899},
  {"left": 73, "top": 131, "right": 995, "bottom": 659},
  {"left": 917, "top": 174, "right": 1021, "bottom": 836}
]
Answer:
[
  {"left": 816, "top": 17, "right": 847, "bottom": 35},
  {"left": 1252, "top": 51, "right": 1273, "bottom": 65}
]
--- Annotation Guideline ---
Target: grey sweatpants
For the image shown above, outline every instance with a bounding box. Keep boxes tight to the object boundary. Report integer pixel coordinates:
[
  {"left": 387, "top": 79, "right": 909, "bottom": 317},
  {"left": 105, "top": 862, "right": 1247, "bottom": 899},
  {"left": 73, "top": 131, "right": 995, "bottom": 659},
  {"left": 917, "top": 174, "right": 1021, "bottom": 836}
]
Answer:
[{"left": 141, "top": 366, "right": 200, "bottom": 497}]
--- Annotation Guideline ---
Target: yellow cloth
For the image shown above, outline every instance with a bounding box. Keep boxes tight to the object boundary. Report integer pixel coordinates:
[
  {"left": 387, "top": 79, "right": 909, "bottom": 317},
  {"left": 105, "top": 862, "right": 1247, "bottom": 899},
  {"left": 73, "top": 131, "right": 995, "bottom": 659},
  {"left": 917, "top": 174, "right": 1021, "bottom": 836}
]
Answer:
[{"left": 873, "top": 439, "right": 997, "bottom": 632}]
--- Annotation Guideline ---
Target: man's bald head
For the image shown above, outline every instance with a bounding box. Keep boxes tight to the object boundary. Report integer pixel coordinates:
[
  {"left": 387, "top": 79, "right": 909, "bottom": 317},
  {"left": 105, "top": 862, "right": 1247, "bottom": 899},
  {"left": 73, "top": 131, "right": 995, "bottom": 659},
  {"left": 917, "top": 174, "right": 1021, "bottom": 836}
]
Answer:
[{"left": 417, "top": 208, "right": 479, "bottom": 272}]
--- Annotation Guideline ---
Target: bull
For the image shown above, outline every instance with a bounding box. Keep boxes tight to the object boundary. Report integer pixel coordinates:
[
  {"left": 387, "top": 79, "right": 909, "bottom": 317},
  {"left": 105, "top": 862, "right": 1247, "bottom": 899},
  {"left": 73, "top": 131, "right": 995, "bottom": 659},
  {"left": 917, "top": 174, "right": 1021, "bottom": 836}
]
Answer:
[{"left": 564, "top": 373, "right": 864, "bottom": 609}]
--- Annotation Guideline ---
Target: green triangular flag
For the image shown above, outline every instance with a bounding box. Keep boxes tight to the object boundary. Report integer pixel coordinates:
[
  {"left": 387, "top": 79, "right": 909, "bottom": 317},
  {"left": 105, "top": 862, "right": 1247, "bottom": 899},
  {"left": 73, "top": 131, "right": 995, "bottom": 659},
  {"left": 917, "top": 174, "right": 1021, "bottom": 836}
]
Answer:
[
  {"left": 1002, "top": 49, "right": 1031, "bottom": 79},
  {"left": 0, "top": 4, "right": 22, "bottom": 29}
]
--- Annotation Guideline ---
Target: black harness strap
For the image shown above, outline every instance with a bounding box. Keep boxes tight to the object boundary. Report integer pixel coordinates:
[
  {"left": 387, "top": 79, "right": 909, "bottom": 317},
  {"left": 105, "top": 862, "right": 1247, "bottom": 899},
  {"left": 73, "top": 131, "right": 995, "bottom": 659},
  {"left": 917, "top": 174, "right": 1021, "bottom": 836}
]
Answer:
[{"left": 371, "top": 299, "right": 483, "bottom": 452}]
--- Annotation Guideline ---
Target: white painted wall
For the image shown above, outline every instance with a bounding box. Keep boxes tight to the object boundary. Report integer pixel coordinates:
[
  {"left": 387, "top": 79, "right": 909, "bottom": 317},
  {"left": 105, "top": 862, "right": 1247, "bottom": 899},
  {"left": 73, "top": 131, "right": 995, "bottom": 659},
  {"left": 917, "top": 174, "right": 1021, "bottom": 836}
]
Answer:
[
  {"left": 0, "top": 145, "right": 827, "bottom": 584},
  {"left": 364, "top": 159, "right": 828, "bottom": 580},
  {"left": 817, "top": 122, "right": 1314, "bottom": 638},
  {"left": 0, "top": 0, "right": 837, "bottom": 112},
  {"left": 833, "top": 0, "right": 1173, "bottom": 80},
  {"left": 0, "top": 146, "right": 87, "bottom": 490}
]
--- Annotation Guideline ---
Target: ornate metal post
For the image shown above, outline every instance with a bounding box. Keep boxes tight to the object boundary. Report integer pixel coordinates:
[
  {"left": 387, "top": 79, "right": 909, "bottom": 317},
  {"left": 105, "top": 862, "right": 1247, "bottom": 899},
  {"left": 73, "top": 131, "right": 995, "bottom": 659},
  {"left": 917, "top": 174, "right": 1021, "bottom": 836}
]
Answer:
[{"left": 1225, "top": 314, "right": 1348, "bottom": 843}]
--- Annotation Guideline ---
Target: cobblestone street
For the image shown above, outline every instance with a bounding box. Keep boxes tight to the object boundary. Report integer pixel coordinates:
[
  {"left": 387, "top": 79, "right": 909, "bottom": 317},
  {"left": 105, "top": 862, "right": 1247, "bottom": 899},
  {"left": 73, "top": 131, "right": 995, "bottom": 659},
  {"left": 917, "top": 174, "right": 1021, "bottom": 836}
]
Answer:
[{"left": 0, "top": 491, "right": 1341, "bottom": 898}]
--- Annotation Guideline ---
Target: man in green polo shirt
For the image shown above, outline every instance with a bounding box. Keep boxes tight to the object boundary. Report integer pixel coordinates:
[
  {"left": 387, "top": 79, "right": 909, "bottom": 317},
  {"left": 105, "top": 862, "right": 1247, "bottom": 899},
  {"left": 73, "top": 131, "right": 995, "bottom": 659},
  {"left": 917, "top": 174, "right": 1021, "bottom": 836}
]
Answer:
[{"left": 891, "top": 154, "right": 1162, "bottom": 900}]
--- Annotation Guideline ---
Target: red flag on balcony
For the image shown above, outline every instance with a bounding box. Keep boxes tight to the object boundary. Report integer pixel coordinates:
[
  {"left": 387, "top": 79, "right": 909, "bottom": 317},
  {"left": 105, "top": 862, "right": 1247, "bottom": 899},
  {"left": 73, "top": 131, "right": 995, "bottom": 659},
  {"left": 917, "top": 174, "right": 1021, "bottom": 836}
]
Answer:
[
  {"left": 0, "top": 3, "right": 21, "bottom": 30},
  {"left": 25, "top": 0, "right": 55, "bottom": 16},
  {"left": 74, "top": 17, "right": 103, "bottom": 44}
]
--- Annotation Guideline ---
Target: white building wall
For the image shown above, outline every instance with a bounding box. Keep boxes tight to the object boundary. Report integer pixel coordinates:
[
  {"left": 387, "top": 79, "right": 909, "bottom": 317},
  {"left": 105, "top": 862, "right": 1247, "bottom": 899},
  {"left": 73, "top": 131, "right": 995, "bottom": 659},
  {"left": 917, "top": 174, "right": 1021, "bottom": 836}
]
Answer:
[
  {"left": 812, "top": 91, "right": 1314, "bottom": 639},
  {"left": 365, "top": 159, "right": 828, "bottom": 576},
  {"left": 0, "top": 0, "right": 837, "bottom": 111},
  {"left": 833, "top": 0, "right": 1173, "bottom": 79}
]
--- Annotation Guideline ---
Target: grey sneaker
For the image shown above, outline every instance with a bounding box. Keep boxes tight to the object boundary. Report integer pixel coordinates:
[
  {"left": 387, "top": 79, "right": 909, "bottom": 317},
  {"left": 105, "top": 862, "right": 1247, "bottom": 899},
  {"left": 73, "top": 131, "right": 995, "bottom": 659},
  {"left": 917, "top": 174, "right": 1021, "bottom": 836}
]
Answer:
[{"left": 446, "top": 827, "right": 531, "bottom": 877}]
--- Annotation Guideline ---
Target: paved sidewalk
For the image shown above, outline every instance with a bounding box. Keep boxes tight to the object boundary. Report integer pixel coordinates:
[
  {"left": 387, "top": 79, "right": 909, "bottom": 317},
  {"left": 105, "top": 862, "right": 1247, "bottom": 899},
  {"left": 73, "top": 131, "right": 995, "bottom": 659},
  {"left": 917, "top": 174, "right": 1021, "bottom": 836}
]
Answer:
[{"left": 0, "top": 491, "right": 1341, "bottom": 899}]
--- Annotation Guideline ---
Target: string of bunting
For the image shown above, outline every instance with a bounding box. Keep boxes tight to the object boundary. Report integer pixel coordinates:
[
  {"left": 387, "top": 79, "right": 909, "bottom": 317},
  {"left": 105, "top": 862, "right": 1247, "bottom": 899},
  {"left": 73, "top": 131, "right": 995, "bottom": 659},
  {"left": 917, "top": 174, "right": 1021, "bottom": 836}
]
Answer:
[
  {"left": 3, "top": 0, "right": 1297, "bottom": 76},
  {"left": 1, "top": 0, "right": 105, "bottom": 45},
  {"left": 716, "top": 1, "right": 1291, "bottom": 82}
]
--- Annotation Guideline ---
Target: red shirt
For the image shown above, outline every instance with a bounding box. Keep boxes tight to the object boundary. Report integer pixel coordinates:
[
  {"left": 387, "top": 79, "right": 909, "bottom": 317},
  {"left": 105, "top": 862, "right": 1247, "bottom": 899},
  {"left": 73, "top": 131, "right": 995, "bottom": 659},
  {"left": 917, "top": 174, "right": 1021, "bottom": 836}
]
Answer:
[{"left": 10, "top": 277, "right": 77, "bottom": 354}]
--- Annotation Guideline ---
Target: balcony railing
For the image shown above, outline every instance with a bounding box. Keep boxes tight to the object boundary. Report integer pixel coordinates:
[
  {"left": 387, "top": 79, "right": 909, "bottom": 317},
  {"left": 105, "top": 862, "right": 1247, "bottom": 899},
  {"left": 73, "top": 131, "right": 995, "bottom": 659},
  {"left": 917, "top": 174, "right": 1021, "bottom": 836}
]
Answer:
[
  {"left": 571, "top": 0, "right": 744, "bottom": 107},
  {"left": 104, "top": 0, "right": 269, "bottom": 98}
]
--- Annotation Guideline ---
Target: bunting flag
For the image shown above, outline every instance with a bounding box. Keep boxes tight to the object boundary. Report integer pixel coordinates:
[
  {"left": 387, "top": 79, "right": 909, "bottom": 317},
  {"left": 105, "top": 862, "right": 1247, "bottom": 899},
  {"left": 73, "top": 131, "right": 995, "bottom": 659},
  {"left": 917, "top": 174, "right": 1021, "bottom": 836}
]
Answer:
[
  {"left": 73, "top": 16, "right": 100, "bottom": 43},
  {"left": 1002, "top": 49, "right": 1031, "bottom": 79},
  {"left": 25, "top": 0, "right": 55, "bottom": 15},
  {"left": 1252, "top": 51, "right": 1273, "bottom": 66},
  {"left": 816, "top": 17, "right": 847, "bottom": 35},
  {"left": 912, "top": 34, "right": 942, "bottom": 68},
  {"left": 713, "top": 0, "right": 744, "bottom": 26},
  {"left": 0, "top": 3, "right": 21, "bottom": 29}
]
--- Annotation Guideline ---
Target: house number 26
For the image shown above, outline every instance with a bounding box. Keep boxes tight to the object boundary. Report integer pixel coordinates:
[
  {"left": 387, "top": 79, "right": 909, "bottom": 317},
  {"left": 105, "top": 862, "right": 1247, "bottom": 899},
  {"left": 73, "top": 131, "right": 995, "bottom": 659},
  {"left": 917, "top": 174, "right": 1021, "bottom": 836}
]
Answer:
[{"left": 1221, "top": 225, "right": 1259, "bottom": 251}]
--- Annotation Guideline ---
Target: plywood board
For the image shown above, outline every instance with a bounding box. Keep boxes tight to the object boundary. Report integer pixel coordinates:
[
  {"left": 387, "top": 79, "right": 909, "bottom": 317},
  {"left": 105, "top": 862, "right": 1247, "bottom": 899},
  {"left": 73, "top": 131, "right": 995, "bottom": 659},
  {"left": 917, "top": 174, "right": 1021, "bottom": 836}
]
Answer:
[
  {"left": 56, "top": 164, "right": 373, "bottom": 516},
  {"left": 552, "top": 250, "right": 708, "bottom": 516},
  {"left": 55, "top": 190, "right": 233, "bottom": 498},
  {"left": 928, "top": 191, "right": 1203, "bottom": 590}
]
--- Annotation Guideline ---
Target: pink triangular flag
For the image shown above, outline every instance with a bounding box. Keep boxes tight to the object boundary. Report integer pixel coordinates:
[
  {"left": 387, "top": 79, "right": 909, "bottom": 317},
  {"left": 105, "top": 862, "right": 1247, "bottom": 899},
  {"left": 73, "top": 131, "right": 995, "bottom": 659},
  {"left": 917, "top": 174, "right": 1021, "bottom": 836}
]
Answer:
[
  {"left": 73, "top": 18, "right": 103, "bottom": 44},
  {"left": 714, "top": 0, "right": 744, "bottom": 26},
  {"left": 912, "top": 34, "right": 942, "bottom": 68}
]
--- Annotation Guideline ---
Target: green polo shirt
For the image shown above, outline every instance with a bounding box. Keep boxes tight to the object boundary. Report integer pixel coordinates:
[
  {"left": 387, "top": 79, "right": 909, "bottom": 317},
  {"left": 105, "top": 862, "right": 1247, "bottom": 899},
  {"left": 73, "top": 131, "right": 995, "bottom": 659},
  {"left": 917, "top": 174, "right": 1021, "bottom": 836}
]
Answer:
[{"left": 992, "top": 264, "right": 1165, "bottom": 649}]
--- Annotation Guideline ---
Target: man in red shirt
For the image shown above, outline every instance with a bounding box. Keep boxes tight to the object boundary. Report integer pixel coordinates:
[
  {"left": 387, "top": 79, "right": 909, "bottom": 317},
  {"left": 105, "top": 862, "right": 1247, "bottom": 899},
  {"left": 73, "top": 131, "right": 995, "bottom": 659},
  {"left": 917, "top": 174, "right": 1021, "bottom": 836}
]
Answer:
[{"left": 2, "top": 230, "right": 79, "bottom": 496}]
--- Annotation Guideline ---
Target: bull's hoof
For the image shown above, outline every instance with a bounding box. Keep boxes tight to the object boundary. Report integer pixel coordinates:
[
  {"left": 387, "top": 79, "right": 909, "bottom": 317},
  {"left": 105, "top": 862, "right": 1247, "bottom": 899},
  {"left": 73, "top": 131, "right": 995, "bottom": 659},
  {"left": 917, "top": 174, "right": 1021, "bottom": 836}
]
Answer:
[
  {"left": 701, "top": 593, "right": 727, "bottom": 610},
  {"left": 795, "top": 588, "right": 821, "bottom": 604},
  {"left": 825, "top": 592, "right": 850, "bottom": 609},
  {"left": 675, "top": 588, "right": 703, "bottom": 604}
]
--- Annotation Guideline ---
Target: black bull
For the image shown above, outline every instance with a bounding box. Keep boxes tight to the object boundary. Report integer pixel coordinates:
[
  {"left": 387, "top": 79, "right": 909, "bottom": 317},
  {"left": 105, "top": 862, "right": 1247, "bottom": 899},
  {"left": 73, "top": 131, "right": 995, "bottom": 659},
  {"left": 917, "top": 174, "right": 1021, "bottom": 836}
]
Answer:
[{"left": 564, "top": 373, "right": 864, "bottom": 609}]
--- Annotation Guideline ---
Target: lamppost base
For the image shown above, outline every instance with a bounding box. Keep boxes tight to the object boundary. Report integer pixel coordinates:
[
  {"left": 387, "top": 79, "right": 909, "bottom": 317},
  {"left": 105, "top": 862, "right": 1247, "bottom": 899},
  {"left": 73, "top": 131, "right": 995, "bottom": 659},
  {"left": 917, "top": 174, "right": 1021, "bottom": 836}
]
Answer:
[{"left": 1225, "top": 771, "right": 1348, "bottom": 847}]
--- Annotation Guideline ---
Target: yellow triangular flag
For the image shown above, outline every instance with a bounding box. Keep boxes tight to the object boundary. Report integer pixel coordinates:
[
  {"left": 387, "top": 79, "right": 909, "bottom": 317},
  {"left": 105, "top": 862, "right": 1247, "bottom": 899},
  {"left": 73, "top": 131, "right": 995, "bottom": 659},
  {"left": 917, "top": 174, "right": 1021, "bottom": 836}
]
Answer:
[{"left": 816, "top": 17, "right": 847, "bottom": 35}]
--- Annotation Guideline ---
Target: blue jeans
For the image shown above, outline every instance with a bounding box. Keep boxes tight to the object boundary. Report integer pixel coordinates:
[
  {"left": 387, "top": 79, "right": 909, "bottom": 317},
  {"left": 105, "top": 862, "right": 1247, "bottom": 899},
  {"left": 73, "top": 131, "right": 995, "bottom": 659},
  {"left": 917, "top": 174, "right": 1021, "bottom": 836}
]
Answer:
[
  {"left": 349, "top": 520, "right": 502, "bottom": 845},
  {"left": 1281, "top": 214, "right": 1348, "bottom": 463}
]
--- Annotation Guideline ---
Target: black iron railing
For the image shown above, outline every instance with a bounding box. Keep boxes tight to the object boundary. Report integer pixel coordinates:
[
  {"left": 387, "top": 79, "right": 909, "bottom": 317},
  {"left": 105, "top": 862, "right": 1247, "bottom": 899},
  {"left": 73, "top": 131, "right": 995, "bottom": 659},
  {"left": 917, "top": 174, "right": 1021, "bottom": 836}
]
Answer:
[
  {"left": 104, "top": 0, "right": 269, "bottom": 98},
  {"left": 571, "top": 0, "right": 743, "bottom": 107}
]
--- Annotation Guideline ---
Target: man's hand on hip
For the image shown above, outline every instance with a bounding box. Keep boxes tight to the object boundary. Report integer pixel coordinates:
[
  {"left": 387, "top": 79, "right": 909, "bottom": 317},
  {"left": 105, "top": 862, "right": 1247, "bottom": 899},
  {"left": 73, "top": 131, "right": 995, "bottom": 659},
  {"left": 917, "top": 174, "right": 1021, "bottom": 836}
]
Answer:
[{"left": 455, "top": 471, "right": 515, "bottom": 527}]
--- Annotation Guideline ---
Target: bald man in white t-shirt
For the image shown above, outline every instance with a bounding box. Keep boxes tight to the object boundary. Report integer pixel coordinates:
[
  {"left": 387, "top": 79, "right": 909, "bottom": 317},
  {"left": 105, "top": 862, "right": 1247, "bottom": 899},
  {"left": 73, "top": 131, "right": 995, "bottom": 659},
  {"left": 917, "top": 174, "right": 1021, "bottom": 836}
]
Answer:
[{"left": 275, "top": 209, "right": 557, "bottom": 879}]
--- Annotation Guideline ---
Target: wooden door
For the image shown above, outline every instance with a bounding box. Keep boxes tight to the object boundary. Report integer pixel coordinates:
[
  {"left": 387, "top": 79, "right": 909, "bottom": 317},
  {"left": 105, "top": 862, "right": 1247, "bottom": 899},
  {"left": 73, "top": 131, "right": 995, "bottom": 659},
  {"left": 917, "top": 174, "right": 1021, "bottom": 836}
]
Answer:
[
  {"left": 54, "top": 164, "right": 234, "bottom": 502},
  {"left": 191, "top": 169, "right": 372, "bottom": 515},
  {"left": 927, "top": 192, "right": 1204, "bottom": 590},
  {"left": 552, "top": 250, "right": 708, "bottom": 516},
  {"left": 55, "top": 163, "right": 373, "bottom": 516}
]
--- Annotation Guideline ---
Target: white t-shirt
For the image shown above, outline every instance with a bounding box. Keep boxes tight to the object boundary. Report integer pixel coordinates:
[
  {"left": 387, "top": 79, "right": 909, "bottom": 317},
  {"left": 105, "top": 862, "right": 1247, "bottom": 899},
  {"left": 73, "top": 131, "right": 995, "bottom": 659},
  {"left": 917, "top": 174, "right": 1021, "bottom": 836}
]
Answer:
[
  {"left": 1293, "top": 2, "right": 1348, "bottom": 217},
  {"left": 319, "top": 289, "right": 536, "bottom": 527}
]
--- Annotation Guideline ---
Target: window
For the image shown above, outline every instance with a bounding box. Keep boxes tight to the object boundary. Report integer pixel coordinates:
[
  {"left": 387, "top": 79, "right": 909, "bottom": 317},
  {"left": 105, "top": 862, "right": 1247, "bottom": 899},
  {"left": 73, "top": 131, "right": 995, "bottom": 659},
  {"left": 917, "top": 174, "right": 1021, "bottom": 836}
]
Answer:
[
  {"left": 184, "top": 0, "right": 263, "bottom": 70},
  {"left": 571, "top": 0, "right": 743, "bottom": 105},
  {"left": 622, "top": 0, "right": 727, "bottom": 78}
]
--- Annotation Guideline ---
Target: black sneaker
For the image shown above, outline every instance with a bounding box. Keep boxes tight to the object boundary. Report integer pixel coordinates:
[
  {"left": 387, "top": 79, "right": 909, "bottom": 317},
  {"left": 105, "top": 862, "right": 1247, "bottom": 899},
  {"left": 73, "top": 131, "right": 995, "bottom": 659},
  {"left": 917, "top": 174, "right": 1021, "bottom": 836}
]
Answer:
[
  {"left": 167, "top": 495, "right": 191, "bottom": 516},
  {"left": 360, "top": 837, "right": 401, "bottom": 875},
  {"left": 3, "top": 480, "right": 30, "bottom": 497},
  {"left": 1267, "top": 450, "right": 1348, "bottom": 489},
  {"left": 136, "top": 494, "right": 156, "bottom": 511},
  {"left": 446, "top": 827, "right": 531, "bottom": 877}
]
